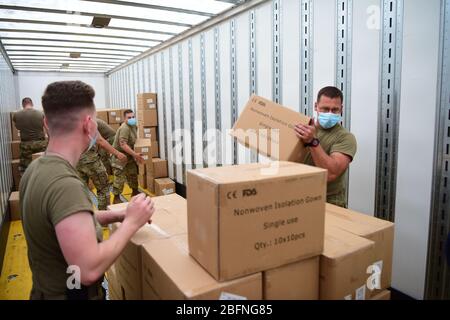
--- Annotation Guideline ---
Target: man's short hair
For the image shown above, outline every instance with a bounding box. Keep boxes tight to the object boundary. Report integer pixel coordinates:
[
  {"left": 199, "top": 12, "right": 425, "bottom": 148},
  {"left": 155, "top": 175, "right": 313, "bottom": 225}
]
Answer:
[
  {"left": 317, "top": 86, "right": 344, "bottom": 104},
  {"left": 22, "top": 97, "right": 33, "bottom": 108},
  {"left": 123, "top": 109, "right": 134, "bottom": 117},
  {"left": 42, "top": 81, "right": 95, "bottom": 134}
]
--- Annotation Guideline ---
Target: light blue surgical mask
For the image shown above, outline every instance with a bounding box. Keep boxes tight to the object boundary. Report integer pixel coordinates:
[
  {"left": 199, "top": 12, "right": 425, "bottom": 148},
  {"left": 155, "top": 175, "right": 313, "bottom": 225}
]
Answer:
[
  {"left": 318, "top": 112, "right": 341, "bottom": 129},
  {"left": 127, "top": 118, "right": 137, "bottom": 126},
  {"left": 87, "top": 119, "right": 98, "bottom": 151}
]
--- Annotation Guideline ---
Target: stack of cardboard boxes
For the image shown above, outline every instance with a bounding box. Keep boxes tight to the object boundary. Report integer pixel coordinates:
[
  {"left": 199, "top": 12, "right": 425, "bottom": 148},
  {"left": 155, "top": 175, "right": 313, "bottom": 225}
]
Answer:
[
  {"left": 104, "top": 95, "right": 395, "bottom": 301},
  {"left": 135, "top": 93, "right": 175, "bottom": 195},
  {"left": 96, "top": 108, "right": 128, "bottom": 131},
  {"left": 10, "top": 112, "right": 21, "bottom": 191}
]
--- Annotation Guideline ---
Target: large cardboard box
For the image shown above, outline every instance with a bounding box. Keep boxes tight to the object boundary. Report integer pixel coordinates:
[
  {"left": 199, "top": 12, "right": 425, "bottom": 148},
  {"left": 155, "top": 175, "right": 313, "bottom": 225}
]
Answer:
[
  {"left": 263, "top": 256, "right": 319, "bottom": 300},
  {"left": 10, "top": 112, "right": 20, "bottom": 140},
  {"left": 369, "top": 289, "right": 391, "bottom": 300},
  {"left": 325, "top": 204, "right": 394, "bottom": 296},
  {"left": 106, "top": 264, "right": 123, "bottom": 300},
  {"left": 154, "top": 178, "right": 175, "bottom": 196},
  {"left": 32, "top": 152, "right": 44, "bottom": 161},
  {"left": 137, "top": 109, "right": 158, "bottom": 127},
  {"left": 137, "top": 93, "right": 157, "bottom": 110},
  {"left": 11, "top": 141, "right": 20, "bottom": 160},
  {"left": 141, "top": 234, "right": 262, "bottom": 300},
  {"left": 108, "top": 194, "right": 187, "bottom": 299},
  {"left": 230, "top": 95, "right": 310, "bottom": 162},
  {"left": 96, "top": 109, "right": 109, "bottom": 123},
  {"left": 320, "top": 225, "right": 375, "bottom": 300},
  {"left": 108, "top": 109, "right": 123, "bottom": 124},
  {"left": 152, "top": 141, "right": 159, "bottom": 158},
  {"left": 147, "top": 175, "right": 155, "bottom": 193},
  {"left": 141, "top": 126, "right": 157, "bottom": 141},
  {"left": 187, "top": 161, "right": 327, "bottom": 281},
  {"left": 11, "top": 159, "right": 20, "bottom": 191},
  {"left": 138, "top": 174, "right": 147, "bottom": 189},
  {"left": 147, "top": 158, "right": 168, "bottom": 179},
  {"left": 9, "top": 191, "right": 20, "bottom": 221},
  {"left": 134, "top": 138, "right": 152, "bottom": 165}
]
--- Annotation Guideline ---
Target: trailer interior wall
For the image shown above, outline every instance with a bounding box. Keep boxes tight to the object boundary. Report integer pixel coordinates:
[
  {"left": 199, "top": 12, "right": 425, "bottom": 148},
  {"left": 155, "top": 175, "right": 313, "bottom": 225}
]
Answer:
[
  {"left": 106, "top": 0, "right": 444, "bottom": 299},
  {"left": 0, "top": 50, "right": 17, "bottom": 271},
  {"left": 16, "top": 71, "right": 108, "bottom": 110}
]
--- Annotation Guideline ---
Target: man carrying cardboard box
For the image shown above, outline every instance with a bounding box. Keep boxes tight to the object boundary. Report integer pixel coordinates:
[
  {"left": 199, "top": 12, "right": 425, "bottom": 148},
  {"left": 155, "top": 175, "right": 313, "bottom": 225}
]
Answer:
[
  {"left": 12, "top": 97, "right": 48, "bottom": 174},
  {"left": 20, "top": 81, "right": 155, "bottom": 300},
  {"left": 76, "top": 119, "right": 126, "bottom": 210},
  {"left": 295, "top": 86, "right": 357, "bottom": 208},
  {"left": 111, "top": 109, "right": 145, "bottom": 203}
]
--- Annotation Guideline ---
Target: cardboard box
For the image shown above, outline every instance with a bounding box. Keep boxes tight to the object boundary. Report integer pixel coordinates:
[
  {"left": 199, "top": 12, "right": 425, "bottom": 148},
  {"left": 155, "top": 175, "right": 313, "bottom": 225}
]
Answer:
[
  {"left": 147, "top": 175, "right": 155, "bottom": 193},
  {"left": 230, "top": 95, "right": 310, "bottom": 162},
  {"left": 137, "top": 93, "right": 157, "bottom": 110},
  {"left": 137, "top": 109, "right": 158, "bottom": 127},
  {"left": 32, "top": 152, "right": 44, "bottom": 161},
  {"left": 106, "top": 264, "right": 123, "bottom": 300},
  {"left": 108, "top": 194, "right": 187, "bottom": 299},
  {"left": 140, "top": 126, "right": 158, "bottom": 141},
  {"left": 138, "top": 174, "right": 147, "bottom": 189},
  {"left": 134, "top": 138, "right": 152, "bottom": 165},
  {"left": 96, "top": 110, "right": 109, "bottom": 123},
  {"left": 11, "top": 141, "right": 20, "bottom": 160},
  {"left": 187, "top": 161, "right": 327, "bottom": 281},
  {"left": 320, "top": 225, "right": 375, "bottom": 300},
  {"left": 369, "top": 289, "right": 391, "bottom": 300},
  {"left": 264, "top": 256, "right": 319, "bottom": 300},
  {"left": 155, "top": 178, "right": 175, "bottom": 196},
  {"left": 11, "top": 118, "right": 20, "bottom": 141},
  {"left": 138, "top": 163, "right": 146, "bottom": 176},
  {"left": 9, "top": 191, "right": 20, "bottom": 221},
  {"left": 11, "top": 159, "right": 20, "bottom": 191},
  {"left": 108, "top": 109, "right": 123, "bottom": 124},
  {"left": 152, "top": 141, "right": 159, "bottom": 158},
  {"left": 147, "top": 158, "right": 168, "bottom": 179},
  {"left": 141, "top": 234, "right": 263, "bottom": 300},
  {"left": 325, "top": 204, "right": 394, "bottom": 296}
]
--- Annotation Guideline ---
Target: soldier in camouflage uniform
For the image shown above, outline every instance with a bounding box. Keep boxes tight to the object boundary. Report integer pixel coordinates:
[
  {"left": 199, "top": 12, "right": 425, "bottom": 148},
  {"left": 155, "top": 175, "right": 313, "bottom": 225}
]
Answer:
[
  {"left": 96, "top": 119, "right": 116, "bottom": 175},
  {"left": 77, "top": 119, "right": 126, "bottom": 210},
  {"left": 112, "top": 109, "right": 144, "bottom": 204},
  {"left": 13, "top": 98, "right": 48, "bottom": 174}
]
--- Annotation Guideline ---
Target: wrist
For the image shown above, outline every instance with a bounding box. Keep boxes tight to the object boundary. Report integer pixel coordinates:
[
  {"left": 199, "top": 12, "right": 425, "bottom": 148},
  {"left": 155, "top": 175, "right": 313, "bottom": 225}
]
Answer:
[{"left": 305, "top": 138, "right": 320, "bottom": 148}]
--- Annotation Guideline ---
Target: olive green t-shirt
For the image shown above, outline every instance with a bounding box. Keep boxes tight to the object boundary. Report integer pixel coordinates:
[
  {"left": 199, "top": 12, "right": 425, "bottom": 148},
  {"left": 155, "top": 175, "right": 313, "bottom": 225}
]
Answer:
[
  {"left": 113, "top": 122, "right": 137, "bottom": 161},
  {"left": 20, "top": 155, "right": 103, "bottom": 299},
  {"left": 303, "top": 124, "right": 357, "bottom": 197},
  {"left": 78, "top": 119, "right": 117, "bottom": 165},
  {"left": 12, "top": 108, "right": 45, "bottom": 142},
  {"left": 97, "top": 119, "right": 116, "bottom": 141}
]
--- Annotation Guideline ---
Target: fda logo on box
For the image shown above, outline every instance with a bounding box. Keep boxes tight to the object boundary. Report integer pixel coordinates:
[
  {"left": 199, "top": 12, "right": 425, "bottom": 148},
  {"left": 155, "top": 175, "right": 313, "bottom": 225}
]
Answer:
[{"left": 227, "top": 188, "right": 257, "bottom": 199}]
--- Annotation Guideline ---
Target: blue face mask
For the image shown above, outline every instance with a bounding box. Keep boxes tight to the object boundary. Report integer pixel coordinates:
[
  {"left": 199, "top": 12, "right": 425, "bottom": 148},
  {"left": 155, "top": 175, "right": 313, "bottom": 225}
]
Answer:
[
  {"left": 87, "top": 119, "right": 98, "bottom": 151},
  {"left": 127, "top": 118, "right": 137, "bottom": 126},
  {"left": 318, "top": 112, "right": 341, "bottom": 129}
]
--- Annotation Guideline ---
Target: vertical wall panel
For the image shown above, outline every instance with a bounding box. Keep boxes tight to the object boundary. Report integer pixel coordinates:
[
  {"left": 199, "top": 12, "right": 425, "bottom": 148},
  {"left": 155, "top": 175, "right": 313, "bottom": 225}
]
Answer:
[
  {"left": 205, "top": 30, "right": 217, "bottom": 167},
  {"left": 192, "top": 35, "right": 204, "bottom": 168},
  {"left": 348, "top": 0, "right": 380, "bottom": 214},
  {"left": 392, "top": 0, "right": 440, "bottom": 300}
]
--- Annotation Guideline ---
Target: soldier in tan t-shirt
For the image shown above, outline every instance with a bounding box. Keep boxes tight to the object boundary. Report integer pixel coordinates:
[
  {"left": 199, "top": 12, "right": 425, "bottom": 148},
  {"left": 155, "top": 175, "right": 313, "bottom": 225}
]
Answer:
[
  {"left": 13, "top": 97, "right": 48, "bottom": 174},
  {"left": 20, "top": 81, "right": 154, "bottom": 300},
  {"left": 295, "top": 86, "right": 357, "bottom": 208}
]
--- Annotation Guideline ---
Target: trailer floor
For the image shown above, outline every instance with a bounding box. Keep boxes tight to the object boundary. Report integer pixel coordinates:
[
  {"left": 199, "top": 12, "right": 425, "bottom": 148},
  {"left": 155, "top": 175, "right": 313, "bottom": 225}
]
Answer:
[{"left": 0, "top": 183, "right": 152, "bottom": 300}]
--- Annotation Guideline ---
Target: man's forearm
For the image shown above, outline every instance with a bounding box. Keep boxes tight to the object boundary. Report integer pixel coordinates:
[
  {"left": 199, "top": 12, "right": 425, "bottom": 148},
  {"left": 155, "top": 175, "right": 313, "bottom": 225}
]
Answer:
[
  {"left": 309, "top": 145, "right": 339, "bottom": 180},
  {"left": 97, "top": 135, "right": 121, "bottom": 158},
  {"left": 95, "top": 209, "right": 125, "bottom": 226},
  {"left": 120, "top": 143, "right": 136, "bottom": 157}
]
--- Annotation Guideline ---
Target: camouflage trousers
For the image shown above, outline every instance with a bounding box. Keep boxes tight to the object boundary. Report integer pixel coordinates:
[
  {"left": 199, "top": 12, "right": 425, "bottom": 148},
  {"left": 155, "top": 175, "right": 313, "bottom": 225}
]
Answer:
[
  {"left": 327, "top": 190, "right": 347, "bottom": 208},
  {"left": 19, "top": 139, "right": 48, "bottom": 173},
  {"left": 77, "top": 159, "right": 110, "bottom": 211},
  {"left": 99, "top": 136, "right": 114, "bottom": 175},
  {"left": 112, "top": 159, "right": 138, "bottom": 196}
]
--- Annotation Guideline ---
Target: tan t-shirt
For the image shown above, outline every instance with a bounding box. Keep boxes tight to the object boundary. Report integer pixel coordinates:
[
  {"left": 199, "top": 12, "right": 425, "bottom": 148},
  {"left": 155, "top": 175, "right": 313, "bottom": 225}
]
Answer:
[
  {"left": 113, "top": 122, "right": 137, "bottom": 161},
  {"left": 303, "top": 124, "right": 357, "bottom": 197},
  {"left": 13, "top": 108, "right": 45, "bottom": 142},
  {"left": 97, "top": 118, "right": 116, "bottom": 141},
  {"left": 20, "top": 155, "right": 103, "bottom": 299}
]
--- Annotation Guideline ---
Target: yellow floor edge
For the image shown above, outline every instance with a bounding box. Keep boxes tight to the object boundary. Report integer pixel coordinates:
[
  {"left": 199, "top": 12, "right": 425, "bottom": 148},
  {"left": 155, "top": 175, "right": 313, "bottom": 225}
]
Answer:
[{"left": 0, "top": 183, "right": 152, "bottom": 300}]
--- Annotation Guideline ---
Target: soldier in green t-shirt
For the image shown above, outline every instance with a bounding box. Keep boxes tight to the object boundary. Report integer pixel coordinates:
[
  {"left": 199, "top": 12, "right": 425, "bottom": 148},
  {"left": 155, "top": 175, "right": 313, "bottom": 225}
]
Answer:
[
  {"left": 20, "top": 81, "right": 154, "bottom": 300},
  {"left": 13, "top": 97, "right": 48, "bottom": 174},
  {"left": 111, "top": 109, "right": 145, "bottom": 204},
  {"left": 295, "top": 86, "right": 357, "bottom": 208}
]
